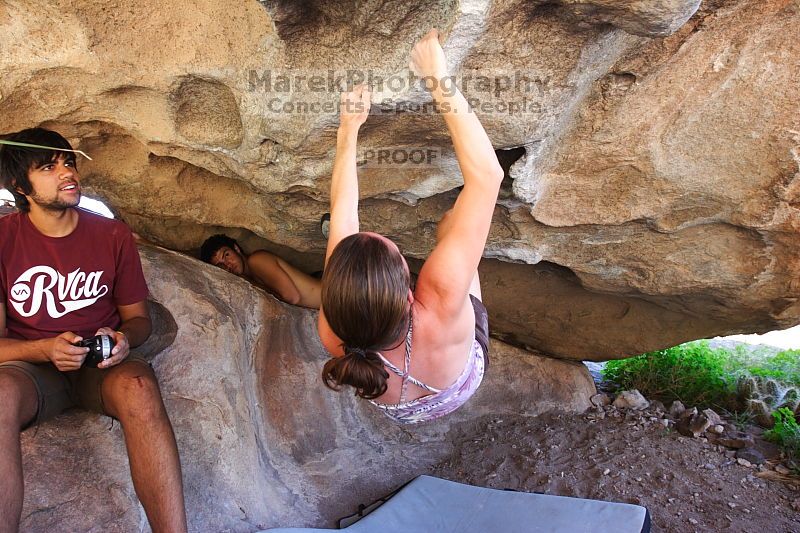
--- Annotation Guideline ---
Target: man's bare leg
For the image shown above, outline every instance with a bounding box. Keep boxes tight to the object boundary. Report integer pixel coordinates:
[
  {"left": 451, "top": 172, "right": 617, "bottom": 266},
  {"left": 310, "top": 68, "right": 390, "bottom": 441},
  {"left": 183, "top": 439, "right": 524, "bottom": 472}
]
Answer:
[
  {"left": 0, "top": 371, "right": 38, "bottom": 533},
  {"left": 101, "top": 361, "right": 187, "bottom": 533}
]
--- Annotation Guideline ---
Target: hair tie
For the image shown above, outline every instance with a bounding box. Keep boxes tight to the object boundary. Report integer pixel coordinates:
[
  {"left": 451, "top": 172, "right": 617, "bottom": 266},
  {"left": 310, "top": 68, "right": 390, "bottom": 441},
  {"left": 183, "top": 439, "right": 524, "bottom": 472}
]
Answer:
[{"left": 347, "top": 346, "right": 369, "bottom": 359}]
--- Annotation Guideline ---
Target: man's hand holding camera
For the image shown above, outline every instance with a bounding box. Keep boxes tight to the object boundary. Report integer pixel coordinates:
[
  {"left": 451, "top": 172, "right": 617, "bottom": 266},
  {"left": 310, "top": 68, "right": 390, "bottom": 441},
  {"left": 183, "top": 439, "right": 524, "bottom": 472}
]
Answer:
[
  {"left": 93, "top": 327, "right": 128, "bottom": 369},
  {"left": 41, "top": 328, "right": 127, "bottom": 370},
  {"left": 42, "top": 331, "right": 90, "bottom": 371}
]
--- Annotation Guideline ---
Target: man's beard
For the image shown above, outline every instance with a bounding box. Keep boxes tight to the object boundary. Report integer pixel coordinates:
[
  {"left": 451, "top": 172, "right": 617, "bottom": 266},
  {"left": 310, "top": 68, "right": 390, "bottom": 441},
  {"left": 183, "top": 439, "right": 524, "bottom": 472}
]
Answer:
[{"left": 29, "top": 190, "right": 81, "bottom": 212}]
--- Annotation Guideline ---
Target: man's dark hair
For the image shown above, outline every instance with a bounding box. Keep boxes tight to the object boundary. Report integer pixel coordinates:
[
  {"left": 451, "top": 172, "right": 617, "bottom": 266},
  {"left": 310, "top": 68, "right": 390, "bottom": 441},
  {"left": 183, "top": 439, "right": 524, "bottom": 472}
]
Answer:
[
  {"left": 0, "top": 128, "right": 76, "bottom": 213},
  {"left": 200, "top": 234, "right": 241, "bottom": 263}
]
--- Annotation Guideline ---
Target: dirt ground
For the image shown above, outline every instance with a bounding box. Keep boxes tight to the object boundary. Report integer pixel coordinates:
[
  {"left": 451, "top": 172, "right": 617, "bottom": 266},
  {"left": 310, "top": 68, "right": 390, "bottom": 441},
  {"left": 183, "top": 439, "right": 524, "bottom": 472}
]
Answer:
[{"left": 431, "top": 407, "right": 800, "bottom": 532}]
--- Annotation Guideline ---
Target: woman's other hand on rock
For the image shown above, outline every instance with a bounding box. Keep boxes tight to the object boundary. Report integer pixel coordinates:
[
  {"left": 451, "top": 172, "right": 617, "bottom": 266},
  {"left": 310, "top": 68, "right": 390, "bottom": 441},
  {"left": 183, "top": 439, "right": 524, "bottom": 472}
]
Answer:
[
  {"left": 409, "top": 28, "right": 448, "bottom": 87},
  {"left": 339, "top": 84, "right": 371, "bottom": 132}
]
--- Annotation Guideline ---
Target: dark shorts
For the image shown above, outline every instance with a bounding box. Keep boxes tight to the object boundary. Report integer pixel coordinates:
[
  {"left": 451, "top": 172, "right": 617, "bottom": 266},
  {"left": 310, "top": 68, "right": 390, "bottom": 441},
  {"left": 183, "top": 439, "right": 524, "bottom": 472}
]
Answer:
[
  {"left": 470, "top": 294, "right": 490, "bottom": 367},
  {"left": 0, "top": 357, "right": 151, "bottom": 430}
]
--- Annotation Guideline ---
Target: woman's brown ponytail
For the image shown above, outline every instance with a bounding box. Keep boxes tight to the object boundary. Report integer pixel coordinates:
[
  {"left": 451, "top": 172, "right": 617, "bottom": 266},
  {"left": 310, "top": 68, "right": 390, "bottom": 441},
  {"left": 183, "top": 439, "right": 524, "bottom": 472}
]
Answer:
[
  {"left": 321, "top": 233, "right": 411, "bottom": 400},
  {"left": 322, "top": 347, "right": 389, "bottom": 399}
]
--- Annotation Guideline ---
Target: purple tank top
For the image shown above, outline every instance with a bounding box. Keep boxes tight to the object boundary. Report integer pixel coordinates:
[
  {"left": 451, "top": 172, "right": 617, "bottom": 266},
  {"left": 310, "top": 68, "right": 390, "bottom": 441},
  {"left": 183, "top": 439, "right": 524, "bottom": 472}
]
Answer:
[{"left": 368, "top": 312, "right": 485, "bottom": 424}]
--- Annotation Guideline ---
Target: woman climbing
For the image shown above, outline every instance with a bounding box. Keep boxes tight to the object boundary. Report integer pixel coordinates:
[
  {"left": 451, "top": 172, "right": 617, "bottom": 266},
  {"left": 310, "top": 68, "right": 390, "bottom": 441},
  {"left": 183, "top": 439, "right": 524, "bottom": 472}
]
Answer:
[{"left": 317, "top": 29, "right": 504, "bottom": 423}]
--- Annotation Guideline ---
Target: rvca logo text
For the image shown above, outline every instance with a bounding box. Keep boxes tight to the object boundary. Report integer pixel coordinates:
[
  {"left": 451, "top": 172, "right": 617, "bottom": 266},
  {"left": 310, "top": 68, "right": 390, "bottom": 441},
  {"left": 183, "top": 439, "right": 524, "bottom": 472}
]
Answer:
[{"left": 9, "top": 266, "right": 108, "bottom": 318}]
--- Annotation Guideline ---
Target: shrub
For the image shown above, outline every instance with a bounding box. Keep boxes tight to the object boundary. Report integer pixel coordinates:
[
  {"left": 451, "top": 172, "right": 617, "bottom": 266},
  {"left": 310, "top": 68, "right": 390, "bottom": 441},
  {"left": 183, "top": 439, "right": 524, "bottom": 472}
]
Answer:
[
  {"left": 747, "top": 349, "right": 800, "bottom": 386},
  {"left": 764, "top": 408, "right": 800, "bottom": 469},
  {"left": 602, "top": 340, "right": 800, "bottom": 424},
  {"left": 601, "top": 341, "right": 736, "bottom": 409}
]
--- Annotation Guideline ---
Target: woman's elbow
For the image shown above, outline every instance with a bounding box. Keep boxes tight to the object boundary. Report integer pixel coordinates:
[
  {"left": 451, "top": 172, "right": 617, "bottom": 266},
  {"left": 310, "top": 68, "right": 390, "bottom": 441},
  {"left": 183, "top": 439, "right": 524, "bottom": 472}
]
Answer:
[
  {"left": 470, "top": 165, "right": 504, "bottom": 194},
  {"left": 488, "top": 163, "right": 504, "bottom": 184}
]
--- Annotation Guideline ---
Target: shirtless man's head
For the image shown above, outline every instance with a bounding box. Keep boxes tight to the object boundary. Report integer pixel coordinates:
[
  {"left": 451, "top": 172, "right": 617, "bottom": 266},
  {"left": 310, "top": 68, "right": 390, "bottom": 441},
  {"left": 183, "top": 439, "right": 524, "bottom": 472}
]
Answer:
[{"left": 200, "top": 234, "right": 247, "bottom": 276}]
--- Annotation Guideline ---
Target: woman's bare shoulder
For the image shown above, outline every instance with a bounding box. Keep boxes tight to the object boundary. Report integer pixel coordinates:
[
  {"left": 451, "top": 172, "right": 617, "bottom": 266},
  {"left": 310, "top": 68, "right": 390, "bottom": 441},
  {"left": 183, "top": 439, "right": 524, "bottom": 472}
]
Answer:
[
  {"left": 412, "top": 291, "right": 474, "bottom": 347},
  {"left": 408, "top": 296, "right": 476, "bottom": 385}
]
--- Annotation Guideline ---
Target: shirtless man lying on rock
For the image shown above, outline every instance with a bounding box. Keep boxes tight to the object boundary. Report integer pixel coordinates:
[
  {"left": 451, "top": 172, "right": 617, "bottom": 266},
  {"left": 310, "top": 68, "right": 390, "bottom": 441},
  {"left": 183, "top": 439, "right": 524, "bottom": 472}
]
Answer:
[{"left": 200, "top": 234, "right": 321, "bottom": 309}]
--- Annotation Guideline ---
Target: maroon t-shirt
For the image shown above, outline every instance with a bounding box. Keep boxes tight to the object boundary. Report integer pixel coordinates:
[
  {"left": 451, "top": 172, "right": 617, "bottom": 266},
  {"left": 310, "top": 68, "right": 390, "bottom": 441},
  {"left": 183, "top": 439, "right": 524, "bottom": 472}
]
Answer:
[{"left": 0, "top": 208, "right": 149, "bottom": 340}]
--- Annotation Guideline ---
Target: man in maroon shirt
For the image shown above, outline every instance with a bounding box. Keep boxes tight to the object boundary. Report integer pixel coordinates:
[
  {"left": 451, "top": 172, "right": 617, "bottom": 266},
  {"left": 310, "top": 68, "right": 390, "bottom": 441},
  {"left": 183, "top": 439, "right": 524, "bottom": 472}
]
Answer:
[{"left": 0, "top": 129, "right": 187, "bottom": 532}]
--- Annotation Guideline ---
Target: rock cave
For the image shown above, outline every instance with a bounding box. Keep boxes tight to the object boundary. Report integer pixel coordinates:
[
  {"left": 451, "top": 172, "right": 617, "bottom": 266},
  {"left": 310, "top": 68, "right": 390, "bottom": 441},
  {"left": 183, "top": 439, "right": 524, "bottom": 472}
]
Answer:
[{"left": 1, "top": 0, "right": 798, "bottom": 531}]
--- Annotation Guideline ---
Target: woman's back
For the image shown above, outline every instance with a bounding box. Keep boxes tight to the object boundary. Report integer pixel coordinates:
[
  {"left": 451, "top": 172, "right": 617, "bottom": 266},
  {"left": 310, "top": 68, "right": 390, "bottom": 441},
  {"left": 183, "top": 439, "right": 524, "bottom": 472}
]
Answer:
[{"left": 371, "top": 292, "right": 477, "bottom": 404}]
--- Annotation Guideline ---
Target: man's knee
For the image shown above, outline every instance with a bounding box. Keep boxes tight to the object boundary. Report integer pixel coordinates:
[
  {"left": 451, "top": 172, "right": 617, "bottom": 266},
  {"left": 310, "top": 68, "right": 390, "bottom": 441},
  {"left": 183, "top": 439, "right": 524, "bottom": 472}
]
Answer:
[
  {"left": 102, "top": 364, "right": 165, "bottom": 422},
  {"left": 0, "top": 371, "right": 37, "bottom": 429}
]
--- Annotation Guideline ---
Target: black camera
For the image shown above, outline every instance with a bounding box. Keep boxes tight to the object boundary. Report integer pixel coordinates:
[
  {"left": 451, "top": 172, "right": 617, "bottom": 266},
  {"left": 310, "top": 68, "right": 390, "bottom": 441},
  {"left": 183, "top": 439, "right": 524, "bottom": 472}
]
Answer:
[{"left": 77, "top": 334, "right": 115, "bottom": 368}]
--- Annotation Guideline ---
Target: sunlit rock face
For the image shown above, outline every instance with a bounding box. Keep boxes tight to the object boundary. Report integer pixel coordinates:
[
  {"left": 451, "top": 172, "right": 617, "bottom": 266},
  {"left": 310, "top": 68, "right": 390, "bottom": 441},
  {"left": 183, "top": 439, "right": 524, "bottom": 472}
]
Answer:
[
  {"left": 20, "top": 246, "right": 594, "bottom": 531},
  {"left": 1, "top": 0, "right": 798, "bottom": 360}
]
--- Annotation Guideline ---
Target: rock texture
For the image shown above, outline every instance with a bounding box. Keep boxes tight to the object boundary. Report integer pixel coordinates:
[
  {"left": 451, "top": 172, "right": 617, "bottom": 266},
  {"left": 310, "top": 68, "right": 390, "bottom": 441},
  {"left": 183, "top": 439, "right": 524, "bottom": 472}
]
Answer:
[
  {"left": 20, "top": 245, "right": 594, "bottom": 531},
  {"left": 559, "top": 0, "right": 702, "bottom": 36},
  {"left": 1, "top": 0, "right": 799, "bottom": 359}
]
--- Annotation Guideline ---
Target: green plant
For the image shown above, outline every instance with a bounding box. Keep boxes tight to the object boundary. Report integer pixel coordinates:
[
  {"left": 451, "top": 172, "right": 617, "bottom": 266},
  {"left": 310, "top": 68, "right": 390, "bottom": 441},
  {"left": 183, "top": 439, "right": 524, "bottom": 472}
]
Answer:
[
  {"left": 747, "top": 350, "right": 800, "bottom": 386},
  {"left": 764, "top": 408, "right": 800, "bottom": 469},
  {"left": 721, "top": 408, "right": 755, "bottom": 431},
  {"left": 602, "top": 341, "right": 736, "bottom": 409},
  {"left": 602, "top": 340, "right": 800, "bottom": 425}
]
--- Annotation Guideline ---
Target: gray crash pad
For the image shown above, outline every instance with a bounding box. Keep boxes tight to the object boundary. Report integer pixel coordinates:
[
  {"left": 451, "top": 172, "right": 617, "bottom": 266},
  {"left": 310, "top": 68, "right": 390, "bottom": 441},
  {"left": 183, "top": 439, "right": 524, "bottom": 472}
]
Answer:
[{"left": 264, "top": 475, "right": 651, "bottom": 533}]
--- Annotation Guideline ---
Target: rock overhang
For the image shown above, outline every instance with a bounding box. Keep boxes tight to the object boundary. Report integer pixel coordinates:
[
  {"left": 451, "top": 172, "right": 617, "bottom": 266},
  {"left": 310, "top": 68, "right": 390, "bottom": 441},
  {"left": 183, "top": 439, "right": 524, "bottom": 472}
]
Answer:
[{"left": 1, "top": 0, "right": 798, "bottom": 359}]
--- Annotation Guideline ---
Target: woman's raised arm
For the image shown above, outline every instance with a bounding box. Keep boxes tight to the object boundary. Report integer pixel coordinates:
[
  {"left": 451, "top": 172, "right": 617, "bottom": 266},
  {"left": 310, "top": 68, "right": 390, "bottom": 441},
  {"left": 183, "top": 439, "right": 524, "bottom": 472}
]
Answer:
[
  {"left": 413, "top": 30, "right": 504, "bottom": 316},
  {"left": 325, "top": 84, "right": 371, "bottom": 266},
  {"left": 320, "top": 84, "right": 371, "bottom": 354}
]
